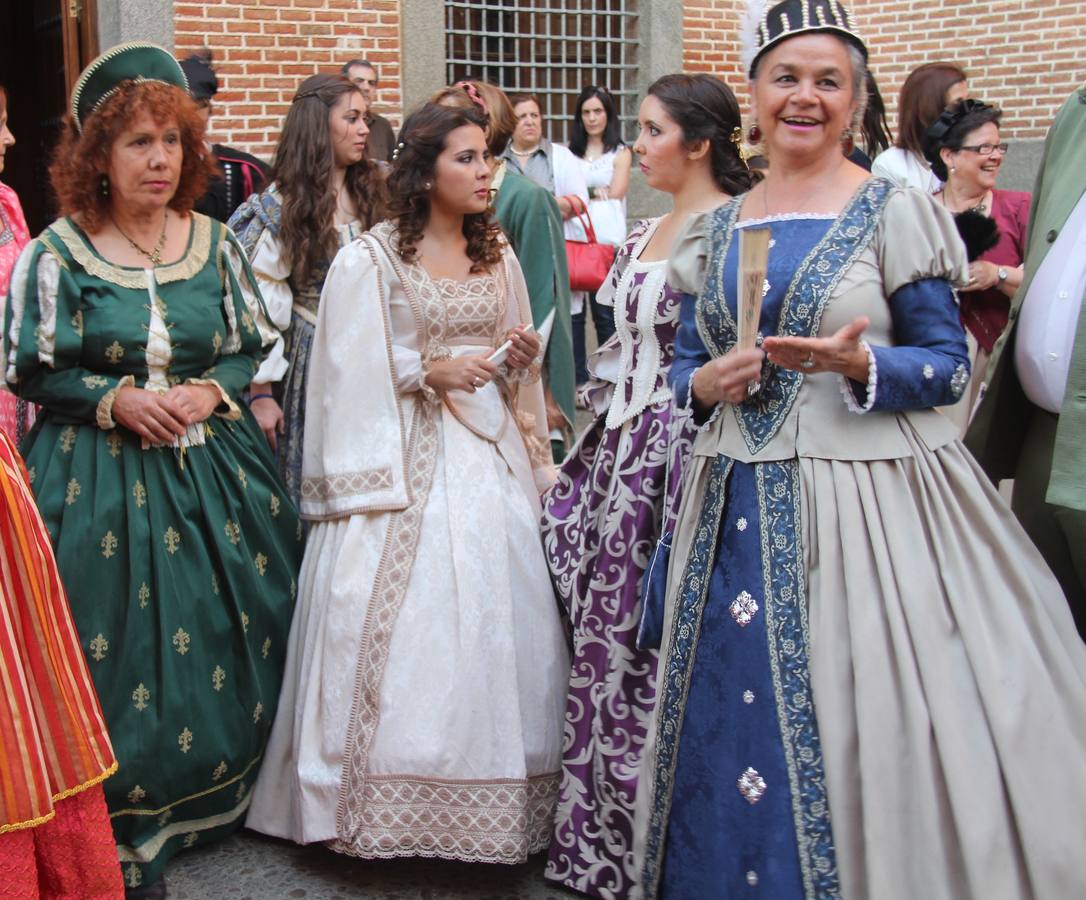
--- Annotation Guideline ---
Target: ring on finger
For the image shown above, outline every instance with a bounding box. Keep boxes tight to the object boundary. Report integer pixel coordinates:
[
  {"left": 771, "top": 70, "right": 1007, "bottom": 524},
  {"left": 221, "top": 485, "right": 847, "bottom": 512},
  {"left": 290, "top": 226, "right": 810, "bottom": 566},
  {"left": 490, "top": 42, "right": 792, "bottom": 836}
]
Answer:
[
  {"left": 800, "top": 352, "right": 815, "bottom": 369},
  {"left": 472, "top": 377, "right": 484, "bottom": 388}
]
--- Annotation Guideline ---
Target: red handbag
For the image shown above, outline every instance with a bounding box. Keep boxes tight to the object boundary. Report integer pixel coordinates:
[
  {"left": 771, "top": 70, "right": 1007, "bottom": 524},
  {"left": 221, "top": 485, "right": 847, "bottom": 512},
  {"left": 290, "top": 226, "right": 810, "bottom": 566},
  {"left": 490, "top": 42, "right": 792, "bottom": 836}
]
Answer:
[{"left": 563, "top": 195, "right": 616, "bottom": 293}]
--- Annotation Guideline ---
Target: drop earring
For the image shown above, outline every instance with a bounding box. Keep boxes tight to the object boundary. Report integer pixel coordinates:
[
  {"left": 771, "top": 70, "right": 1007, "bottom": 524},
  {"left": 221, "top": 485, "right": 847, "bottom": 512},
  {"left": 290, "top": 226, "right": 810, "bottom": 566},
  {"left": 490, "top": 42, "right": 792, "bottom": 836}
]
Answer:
[
  {"left": 747, "top": 124, "right": 762, "bottom": 143},
  {"left": 841, "top": 129, "right": 855, "bottom": 155},
  {"left": 99, "top": 174, "right": 110, "bottom": 197}
]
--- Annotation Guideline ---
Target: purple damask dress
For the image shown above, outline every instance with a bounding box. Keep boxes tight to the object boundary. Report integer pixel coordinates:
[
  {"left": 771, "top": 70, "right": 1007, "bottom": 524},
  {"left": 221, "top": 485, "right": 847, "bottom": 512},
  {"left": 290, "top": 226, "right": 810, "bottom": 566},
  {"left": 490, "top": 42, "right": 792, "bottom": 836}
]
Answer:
[{"left": 542, "top": 217, "right": 694, "bottom": 899}]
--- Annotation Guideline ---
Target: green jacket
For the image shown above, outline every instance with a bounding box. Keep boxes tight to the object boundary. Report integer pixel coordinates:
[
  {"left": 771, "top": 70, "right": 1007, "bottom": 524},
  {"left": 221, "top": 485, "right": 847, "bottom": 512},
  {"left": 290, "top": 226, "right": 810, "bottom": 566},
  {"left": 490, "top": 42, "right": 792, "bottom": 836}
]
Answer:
[
  {"left": 493, "top": 169, "right": 576, "bottom": 432},
  {"left": 966, "top": 84, "right": 1086, "bottom": 511}
]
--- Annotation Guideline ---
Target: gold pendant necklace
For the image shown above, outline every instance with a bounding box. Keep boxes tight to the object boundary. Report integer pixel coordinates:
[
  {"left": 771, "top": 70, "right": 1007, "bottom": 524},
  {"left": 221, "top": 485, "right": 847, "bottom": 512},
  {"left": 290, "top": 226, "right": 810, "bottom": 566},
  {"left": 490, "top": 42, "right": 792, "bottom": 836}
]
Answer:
[{"left": 113, "top": 211, "right": 168, "bottom": 266}]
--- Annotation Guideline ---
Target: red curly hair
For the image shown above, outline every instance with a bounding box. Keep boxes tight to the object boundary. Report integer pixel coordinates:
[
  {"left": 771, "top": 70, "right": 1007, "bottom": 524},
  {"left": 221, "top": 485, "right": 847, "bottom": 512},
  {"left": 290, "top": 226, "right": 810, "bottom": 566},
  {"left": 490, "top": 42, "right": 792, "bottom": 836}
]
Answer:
[{"left": 49, "top": 80, "right": 216, "bottom": 232}]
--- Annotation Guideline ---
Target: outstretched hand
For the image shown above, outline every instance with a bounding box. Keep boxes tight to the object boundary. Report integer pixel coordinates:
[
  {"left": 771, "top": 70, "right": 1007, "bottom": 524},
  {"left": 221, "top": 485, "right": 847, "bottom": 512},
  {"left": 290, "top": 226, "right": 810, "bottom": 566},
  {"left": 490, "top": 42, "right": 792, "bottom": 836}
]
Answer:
[{"left": 762, "top": 316, "right": 870, "bottom": 381}]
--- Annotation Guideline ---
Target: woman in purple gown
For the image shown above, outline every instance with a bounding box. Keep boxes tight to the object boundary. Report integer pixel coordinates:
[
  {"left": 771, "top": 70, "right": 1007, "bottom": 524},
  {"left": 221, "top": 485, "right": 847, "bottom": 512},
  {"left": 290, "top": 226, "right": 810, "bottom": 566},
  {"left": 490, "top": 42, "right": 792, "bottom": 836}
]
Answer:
[{"left": 542, "top": 74, "right": 751, "bottom": 899}]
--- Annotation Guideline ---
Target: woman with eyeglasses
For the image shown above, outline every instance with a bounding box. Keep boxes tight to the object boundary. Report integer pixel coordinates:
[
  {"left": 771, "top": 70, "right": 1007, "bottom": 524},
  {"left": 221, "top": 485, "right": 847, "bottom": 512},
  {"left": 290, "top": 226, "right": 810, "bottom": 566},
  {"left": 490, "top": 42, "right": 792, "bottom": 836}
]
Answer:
[{"left": 924, "top": 100, "right": 1028, "bottom": 429}]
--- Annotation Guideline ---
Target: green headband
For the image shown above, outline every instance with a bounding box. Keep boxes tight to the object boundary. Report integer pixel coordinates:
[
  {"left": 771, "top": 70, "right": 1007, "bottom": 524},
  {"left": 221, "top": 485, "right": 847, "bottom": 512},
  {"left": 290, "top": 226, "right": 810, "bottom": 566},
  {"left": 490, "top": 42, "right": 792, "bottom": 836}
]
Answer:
[{"left": 71, "top": 42, "right": 189, "bottom": 132}]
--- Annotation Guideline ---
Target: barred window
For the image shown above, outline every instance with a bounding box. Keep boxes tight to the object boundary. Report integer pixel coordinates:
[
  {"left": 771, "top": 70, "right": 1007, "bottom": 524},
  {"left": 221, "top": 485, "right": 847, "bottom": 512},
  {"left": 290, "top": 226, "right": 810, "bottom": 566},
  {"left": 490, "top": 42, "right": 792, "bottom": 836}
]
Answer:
[{"left": 445, "top": 0, "right": 640, "bottom": 145}]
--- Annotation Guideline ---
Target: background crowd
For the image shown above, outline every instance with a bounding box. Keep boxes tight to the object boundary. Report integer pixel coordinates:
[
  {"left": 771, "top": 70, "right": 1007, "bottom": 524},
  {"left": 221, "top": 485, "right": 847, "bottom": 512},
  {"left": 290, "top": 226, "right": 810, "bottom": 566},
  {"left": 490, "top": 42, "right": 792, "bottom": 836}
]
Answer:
[{"left": 0, "top": 1, "right": 1084, "bottom": 898}]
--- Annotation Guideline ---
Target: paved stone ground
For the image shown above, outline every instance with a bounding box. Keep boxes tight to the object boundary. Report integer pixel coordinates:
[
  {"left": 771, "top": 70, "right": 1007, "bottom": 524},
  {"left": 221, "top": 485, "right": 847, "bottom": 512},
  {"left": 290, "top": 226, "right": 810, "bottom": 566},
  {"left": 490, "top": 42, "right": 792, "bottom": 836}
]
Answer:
[{"left": 165, "top": 831, "right": 583, "bottom": 899}]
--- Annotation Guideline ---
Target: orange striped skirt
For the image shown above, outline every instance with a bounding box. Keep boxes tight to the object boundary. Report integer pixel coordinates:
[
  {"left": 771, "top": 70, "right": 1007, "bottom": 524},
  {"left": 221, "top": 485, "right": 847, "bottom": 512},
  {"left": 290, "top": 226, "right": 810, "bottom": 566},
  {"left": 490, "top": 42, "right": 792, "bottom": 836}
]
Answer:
[{"left": 0, "top": 429, "right": 116, "bottom": 833}]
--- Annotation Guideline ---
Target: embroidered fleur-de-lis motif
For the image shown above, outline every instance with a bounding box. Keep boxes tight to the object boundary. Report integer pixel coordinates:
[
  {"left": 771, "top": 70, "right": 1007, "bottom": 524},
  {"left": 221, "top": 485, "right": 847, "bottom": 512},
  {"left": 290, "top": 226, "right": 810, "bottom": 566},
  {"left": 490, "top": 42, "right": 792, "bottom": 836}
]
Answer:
[
  {"left": 124, "top": 863, "right": 142, "bottom": 888},
  {"left": 105, "top": 341, "right": 125, "bottom": 364},
  {"left": 212, "top": 331, "right": 223, "bottom": 353},
  {"left": 212, "top": 665, "right": 225, "bottom": 691},
  {"left": 261, "top": 637, "right": 271, "bottom": 659},
  {"left": 65, "top": 478, "right": 81, "bottom": 506},
  {"left": 127, "top": 785, "right": 146, "bottom": 804},
  {"left": 241, "top": 611, "right": 249, "bottom": 633},
  {"left": 172, "top": 627, "right": 191, "bottom": 655},
  {"left": 138, "top": 582, "right": 150, "bottom": 609},
  {"left": 71, "top": 310, "right": 84, "bottom": 336},
  {"left": 236, "top": 780, "right": 248, "bottom": 803},
  {"left": 164, "top": 526, "right": 181, "bottom": 554},
  {"left": 237, "top": 465, "right": 248, "bottom": 489},
  {"left": 158, "top": 809, "right": 172, "bottom": 827},
  {"left": 254, "top": 552, "right": 268, "bottom": 576},
  {"left": 737, "top": 767, "right": 767, "bottom": 804},
  {"left": 100, "top": 531, "right": 118, "bottom": 559},
  {"left": 82, "top": 375, "right": 108, "bottom": 389},
  {"left": 27, "top": 466, "right": 35, "bottom": 484},
  {"left": 132, "top": 683, "right": 150, "bottom": 711},
  {"left": 59, "top": 426, "right": 76, "bottom": 453},
  {"left": 224, "top": 521, "right": 241, "bottom": 545},
  {"left": 106, "top": 433, "right": 123, "bottom": 458},
  {"left": 241, "top": 310, "right": 255, "bottom": 334},
  {"left": 253, "top": 701, "right": 263, "bottom": 724},
  {"left": 730, "top": 591, "right": 759, "bottom": 627},
  {"left": 212, "top": 761, "right": 227, "bottom": 782},
  {"left": 183, "top": 832, "right": 199, "bottom": 848},
  {"left": 211, "top": 572, "right": 220, "bottom": 595},
  {"left": 89, "top": 633, "right": 109, "bottom": 661},
  {"left": 178, "top": 727, "right": 193, "bottom": 753},
  {"left": 132, "top": 480, "right": 147, "bottom": 508},
  {"left": 269, "top": 494, "right": 280, "bottom": 517}
]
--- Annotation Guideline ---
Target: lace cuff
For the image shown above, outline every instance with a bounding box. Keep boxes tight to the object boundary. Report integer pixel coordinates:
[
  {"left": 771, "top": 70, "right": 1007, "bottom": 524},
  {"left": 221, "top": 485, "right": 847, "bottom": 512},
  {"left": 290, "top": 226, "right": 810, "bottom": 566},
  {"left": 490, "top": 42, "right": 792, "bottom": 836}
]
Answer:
[
  {"left": 680, "top": 368, "right": 723, "bottom": 433},
  {"left": 420, "top": 347, "right": 452, "bottom": 405},
  {"left": 838, "top": 341, "right": 878, "bottom": 414},
  {"left": 500, "top": 356, "right": 542, "bottom": 385},
  {"left": 186, "top": 377, "right": 242, "bottom": 420},
  {"left": 95, "top": 375, "right": 136, "bottom": 430}
]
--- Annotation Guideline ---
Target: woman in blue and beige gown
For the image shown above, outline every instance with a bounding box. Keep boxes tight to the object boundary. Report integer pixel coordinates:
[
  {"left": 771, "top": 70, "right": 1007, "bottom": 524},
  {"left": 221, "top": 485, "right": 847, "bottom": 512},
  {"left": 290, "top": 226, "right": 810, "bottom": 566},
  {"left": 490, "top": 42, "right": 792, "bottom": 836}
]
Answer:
[{"left": 632, "top": 3, "right": 1086, "bottom": 898}]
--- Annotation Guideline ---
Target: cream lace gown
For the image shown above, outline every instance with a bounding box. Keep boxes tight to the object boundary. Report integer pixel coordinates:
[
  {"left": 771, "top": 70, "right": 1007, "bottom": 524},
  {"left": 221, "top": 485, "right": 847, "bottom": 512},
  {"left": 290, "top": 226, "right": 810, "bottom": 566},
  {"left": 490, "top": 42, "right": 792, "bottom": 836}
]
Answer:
[{"left": 248, "top": 223, "right": 569, "bottom": 863}]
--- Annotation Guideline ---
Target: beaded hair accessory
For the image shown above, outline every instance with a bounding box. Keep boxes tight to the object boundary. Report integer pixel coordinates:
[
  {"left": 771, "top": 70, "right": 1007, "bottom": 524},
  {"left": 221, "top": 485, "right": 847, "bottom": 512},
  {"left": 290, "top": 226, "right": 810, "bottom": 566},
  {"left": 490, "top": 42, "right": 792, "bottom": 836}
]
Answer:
[
  {"left": 391, "top": 141, "right": 406, "bottom": 162},
  {"left": 740, "top": 0, "right": 867, "bottom": 78},
  {"left": 921, "top": 98, "right": 993, "bottom": 164}
]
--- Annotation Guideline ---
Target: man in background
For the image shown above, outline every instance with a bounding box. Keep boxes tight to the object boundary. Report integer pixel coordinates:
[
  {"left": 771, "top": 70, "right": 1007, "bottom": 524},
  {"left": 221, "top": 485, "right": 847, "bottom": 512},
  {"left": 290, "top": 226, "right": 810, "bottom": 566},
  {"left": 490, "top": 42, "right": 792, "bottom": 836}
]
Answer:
[
  {"left": 967, "top": 82, "right": 1086, "bottom": 636},
  {"left": 342, "top": 58, "right": 395, "bottom": 162},
  {"left": 180, "top": 50, "right": 270, "bottom": 222}
]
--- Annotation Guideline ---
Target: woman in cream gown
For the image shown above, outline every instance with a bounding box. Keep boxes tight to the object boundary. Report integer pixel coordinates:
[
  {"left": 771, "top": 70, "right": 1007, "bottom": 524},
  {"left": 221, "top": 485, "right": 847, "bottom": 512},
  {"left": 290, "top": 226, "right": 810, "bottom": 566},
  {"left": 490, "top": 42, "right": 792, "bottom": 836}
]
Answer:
[{"left": 248, "top": 102, "right": 569, "bottom": 863}]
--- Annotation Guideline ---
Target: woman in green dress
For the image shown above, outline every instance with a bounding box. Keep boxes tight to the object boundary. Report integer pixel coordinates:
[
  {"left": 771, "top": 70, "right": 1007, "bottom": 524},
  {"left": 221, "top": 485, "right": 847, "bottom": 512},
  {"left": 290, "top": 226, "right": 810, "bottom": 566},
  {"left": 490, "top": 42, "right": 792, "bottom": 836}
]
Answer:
[{"left": 3, "top": 43, "right": 302, "bottom": 894}]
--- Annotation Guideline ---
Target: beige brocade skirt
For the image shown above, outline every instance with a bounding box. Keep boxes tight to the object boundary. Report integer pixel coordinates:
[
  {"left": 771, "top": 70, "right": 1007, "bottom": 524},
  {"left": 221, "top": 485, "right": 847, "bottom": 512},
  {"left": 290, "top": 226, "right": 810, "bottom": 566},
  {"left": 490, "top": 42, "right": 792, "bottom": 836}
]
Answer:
[{"left": 800, "top": 427, "right": 1086, "bottom": 899}]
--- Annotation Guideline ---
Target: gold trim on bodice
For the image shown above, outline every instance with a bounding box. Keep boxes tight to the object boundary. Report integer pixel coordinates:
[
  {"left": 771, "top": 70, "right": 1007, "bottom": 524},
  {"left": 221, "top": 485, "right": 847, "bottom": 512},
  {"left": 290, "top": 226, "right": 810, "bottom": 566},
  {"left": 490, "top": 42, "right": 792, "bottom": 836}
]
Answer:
[{"left": 49, "top": 215, "right": 213, "bottom": 289}]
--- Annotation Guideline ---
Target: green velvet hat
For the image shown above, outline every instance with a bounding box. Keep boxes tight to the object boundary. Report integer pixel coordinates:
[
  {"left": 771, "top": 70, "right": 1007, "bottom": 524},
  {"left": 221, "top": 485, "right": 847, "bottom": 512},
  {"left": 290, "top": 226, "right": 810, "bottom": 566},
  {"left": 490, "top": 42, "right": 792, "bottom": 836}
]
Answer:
[{"left": 70, "top": 42, "right": 189, "bottom": 132}]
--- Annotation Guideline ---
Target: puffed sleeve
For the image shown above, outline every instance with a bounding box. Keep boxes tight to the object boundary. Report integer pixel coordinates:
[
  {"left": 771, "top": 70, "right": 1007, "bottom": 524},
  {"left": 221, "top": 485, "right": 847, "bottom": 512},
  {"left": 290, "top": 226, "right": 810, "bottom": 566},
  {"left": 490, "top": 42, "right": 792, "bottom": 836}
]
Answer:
[
  {"left": 227, "top": 189, "right": 291, "bottom": 384},
  {"left": 188, "top": 229, "right": 279, "bottom": 416},
  {"left": 4, "top": 239, "right": 134, "bottom": 427},
  {"left": 666, "top": 210, "right": 712, "bottom": 297},
  {"left": 841, "top": 189, "right": 971, "bottom": 413},
  {"left": 247, "top": 227, "right": 293, "bottom": 383}
]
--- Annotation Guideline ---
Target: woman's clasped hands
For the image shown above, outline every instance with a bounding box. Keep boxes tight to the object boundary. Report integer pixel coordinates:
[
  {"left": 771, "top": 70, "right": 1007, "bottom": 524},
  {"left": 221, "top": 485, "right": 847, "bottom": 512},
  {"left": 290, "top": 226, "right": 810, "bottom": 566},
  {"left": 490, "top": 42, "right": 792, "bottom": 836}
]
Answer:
[
  {"left": 424, "top": 325, "right": 540, "bottom": 395},
  {"left": 112, "top": 383, "right": 222, "bottom": 445}
]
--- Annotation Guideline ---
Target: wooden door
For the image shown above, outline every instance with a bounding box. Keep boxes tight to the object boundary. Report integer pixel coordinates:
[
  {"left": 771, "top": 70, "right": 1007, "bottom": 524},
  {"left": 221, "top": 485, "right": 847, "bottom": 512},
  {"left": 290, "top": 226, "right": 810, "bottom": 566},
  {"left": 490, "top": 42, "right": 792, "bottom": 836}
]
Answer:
[{"left": 0, "top": 0, "right": 98, "bottom": 234}]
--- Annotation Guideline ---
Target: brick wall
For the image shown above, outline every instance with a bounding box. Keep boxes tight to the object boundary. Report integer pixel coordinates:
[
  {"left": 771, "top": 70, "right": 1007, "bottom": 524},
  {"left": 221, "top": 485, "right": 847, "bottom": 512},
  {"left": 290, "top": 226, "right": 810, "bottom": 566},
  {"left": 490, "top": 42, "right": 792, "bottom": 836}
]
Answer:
[
  {"left": 683, "top": 0, "right": 1086, "bottom": 141},
  {"left": 173, "top": 0, "right": 402, "bottom": 162}
]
